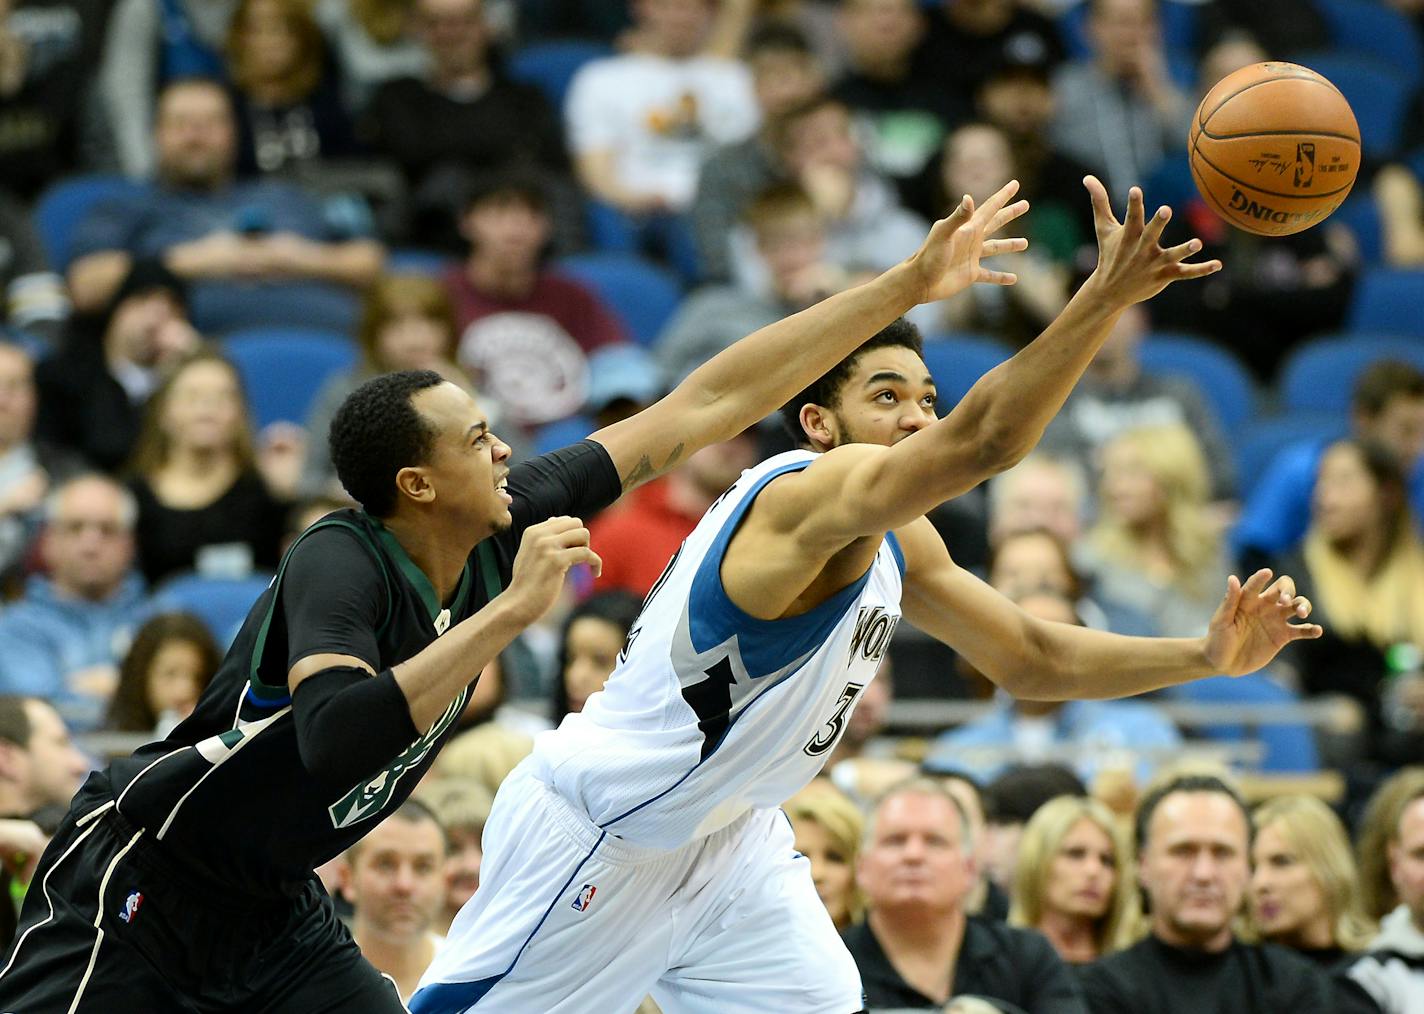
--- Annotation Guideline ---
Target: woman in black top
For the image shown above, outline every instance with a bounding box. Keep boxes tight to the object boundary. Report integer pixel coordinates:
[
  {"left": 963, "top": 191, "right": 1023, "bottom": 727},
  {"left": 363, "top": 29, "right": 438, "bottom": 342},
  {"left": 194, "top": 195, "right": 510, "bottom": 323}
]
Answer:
[
  {"left": 126, "top": 348, "right": 290, "bottom": 585},
  {"left": 1249, "top": 794, "right": 1376, "bottom": 968}
]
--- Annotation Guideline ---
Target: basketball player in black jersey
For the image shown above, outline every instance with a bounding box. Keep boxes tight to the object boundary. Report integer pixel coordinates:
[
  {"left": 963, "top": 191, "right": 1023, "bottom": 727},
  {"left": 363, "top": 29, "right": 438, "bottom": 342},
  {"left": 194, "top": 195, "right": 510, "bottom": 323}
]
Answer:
[{"left": 0, "top": 187, "right": 1032, "bottom": 1012}]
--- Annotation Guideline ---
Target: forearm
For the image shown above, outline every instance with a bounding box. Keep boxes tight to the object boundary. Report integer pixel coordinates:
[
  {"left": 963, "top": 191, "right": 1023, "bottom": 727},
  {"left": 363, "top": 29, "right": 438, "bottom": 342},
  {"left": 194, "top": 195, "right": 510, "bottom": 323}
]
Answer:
[
  {"left": 391, "top": 592, "right": 533, "bottom": 730},
  {"left": 956, "top": 275, "right": 1125, "bottom": 465},
  {"left": 280, "top": 239, "right": 385, "bottom": 287},
  {"left": 67, "top": 252, "right": 131, "bottom": 312},
  {"left": 674, "top": 263, "right": 921, "bottom": 442},
  {"left": 1016, "top": 621, "right": 1213, "bottom": 700}
]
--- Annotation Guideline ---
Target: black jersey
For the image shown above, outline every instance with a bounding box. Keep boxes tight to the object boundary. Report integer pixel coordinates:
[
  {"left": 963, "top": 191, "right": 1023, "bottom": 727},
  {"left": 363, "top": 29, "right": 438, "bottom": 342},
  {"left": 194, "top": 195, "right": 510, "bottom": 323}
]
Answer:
[{"left": 89, "top": 440, "right": 620, "bottom": 897}]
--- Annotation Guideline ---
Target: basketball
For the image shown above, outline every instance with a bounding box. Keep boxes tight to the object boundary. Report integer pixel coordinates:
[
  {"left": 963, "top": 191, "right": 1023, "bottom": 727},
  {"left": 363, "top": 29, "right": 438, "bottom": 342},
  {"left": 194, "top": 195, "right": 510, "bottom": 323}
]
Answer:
[{"left": 1188, "top": 61, "right": 1360, "bottom": 236}]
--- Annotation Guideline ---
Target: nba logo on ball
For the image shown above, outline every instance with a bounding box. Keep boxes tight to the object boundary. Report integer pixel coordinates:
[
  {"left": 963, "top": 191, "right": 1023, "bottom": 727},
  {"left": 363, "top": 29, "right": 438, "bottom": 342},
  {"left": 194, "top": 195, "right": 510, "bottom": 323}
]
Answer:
[
  {"left": 1188, "top": 61, "right": 1360, "bottom": 236},
  {"left": 571, "top": 884, "right": 597, "bottom": 912}
]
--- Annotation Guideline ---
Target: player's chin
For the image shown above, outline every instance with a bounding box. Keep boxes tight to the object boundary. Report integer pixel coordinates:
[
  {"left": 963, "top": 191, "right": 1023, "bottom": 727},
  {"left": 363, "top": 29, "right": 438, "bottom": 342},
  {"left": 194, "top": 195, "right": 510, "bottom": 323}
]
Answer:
[{"left": 491, "top": 506, "right": 514, "bottom": 533}]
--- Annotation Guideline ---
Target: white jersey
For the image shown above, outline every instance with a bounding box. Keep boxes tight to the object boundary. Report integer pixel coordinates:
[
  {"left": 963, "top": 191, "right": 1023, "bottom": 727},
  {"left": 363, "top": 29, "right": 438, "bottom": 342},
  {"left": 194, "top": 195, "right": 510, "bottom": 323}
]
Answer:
[{"left": 532, "top": 450, "right": 904, "bottom": 849}]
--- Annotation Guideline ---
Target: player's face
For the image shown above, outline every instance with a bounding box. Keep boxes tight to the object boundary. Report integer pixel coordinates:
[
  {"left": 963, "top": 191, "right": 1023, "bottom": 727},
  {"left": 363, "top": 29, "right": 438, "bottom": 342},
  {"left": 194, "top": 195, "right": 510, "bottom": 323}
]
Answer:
[
  {"left": 1249, "top": 821, "right": 1330, "bottom": 946},
  {"left": 1389, "top": 798, "right": 1424, "bottom": 930},
  {"left": 820, "top": 347, "right": 937, "bottom": 450},
  {"left": 347, "top": 816, "right": 447, "bottom": 941},
  {"left": 1043, "top": 818, "right": 1117, "bottom": 922},
  {"left": 563, "top": 617, "right": 625, "bottom": 714},
  {"left": 1139, "top": 792, "right": 1249, "bottom": 949},
  {"left": 412, "top": 382, "right": 513, "bottom": 534},
  {"left": 858, "top": 792, "right": 973, "bottom": 914},
  {"left": 791, "top": 816, "right": 857, "bottom": 928}
]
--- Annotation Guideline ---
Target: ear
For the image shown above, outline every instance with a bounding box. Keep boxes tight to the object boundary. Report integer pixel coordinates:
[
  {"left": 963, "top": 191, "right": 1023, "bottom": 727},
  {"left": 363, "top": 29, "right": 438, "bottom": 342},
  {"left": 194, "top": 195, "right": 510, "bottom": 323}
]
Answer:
[
  {"left": 335, "top": 857, "right": 355, "bottom": 898},
  {"left": 799, "top": 404, "right": 836, "bottom": 449},
  {"left": 394, "top": 465, "right": 436, "bottom": 506}
]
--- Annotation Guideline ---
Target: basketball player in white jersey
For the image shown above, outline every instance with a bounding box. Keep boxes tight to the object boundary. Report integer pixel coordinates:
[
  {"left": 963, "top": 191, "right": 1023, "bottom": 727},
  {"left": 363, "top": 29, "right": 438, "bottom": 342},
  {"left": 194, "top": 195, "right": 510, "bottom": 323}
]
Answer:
[{"left": 411, "top": 178, "right": 1321, "bottom": 1014}]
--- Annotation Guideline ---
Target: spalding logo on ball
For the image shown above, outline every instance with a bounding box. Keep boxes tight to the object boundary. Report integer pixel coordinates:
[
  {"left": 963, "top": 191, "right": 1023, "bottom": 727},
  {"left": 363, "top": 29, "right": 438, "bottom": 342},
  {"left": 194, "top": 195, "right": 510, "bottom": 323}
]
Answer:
[{"left": 1189, "top": 61, "right": 1360, "bottom": 236}]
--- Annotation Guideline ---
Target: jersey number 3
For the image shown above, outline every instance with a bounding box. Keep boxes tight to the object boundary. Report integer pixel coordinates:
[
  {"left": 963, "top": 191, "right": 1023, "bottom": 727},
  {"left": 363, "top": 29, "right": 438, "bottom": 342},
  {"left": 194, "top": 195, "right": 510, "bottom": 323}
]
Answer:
[{"left": 803, "top": 683, "right": 864, "bottom": 757}]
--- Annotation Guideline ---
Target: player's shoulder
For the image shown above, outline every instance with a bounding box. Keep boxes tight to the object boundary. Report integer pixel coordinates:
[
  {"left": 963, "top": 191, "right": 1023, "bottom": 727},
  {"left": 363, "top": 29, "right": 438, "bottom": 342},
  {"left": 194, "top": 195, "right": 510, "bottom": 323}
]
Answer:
[{"left": 284, "top": 510, "right": 389, "bottom": 579}]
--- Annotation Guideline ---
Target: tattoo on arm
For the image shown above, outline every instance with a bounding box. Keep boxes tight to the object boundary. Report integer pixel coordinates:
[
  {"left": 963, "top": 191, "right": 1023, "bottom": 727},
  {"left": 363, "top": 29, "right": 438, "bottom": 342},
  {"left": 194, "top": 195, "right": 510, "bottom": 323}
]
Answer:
[{"left": 621, "top": 442, "right": 686, "bottom": 492}]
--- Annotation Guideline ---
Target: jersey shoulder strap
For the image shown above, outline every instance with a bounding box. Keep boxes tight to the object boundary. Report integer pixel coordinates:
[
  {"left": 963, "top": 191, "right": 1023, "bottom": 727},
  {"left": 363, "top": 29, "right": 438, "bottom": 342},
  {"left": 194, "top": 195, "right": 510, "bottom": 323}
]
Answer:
[{"left": 246, "top": 516, "right": 394, "bottom": 702}]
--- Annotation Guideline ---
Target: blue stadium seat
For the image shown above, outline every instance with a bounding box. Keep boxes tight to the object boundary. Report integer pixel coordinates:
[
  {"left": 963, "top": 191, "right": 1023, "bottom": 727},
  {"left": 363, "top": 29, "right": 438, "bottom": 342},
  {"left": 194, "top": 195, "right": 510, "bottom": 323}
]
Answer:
[
  {"left": 155, "top": 573, "right": 273, "bottom": 648},
  {"left": 387, "top": 248, "right": 456, "bottom": 276},
  {"left": 1279, "top": 333, "right": 1424, "bottom": 413},
  {"left": 222, "top": 329, "right": 357, "bottom": 429},
  {"left": 1346, "top": 269, "right": 1424, "bottom": 338},
  {"left": 1311, "top": 0, "right": 1424, "bottom": 90},
  {"left": 534, "top": 415, "right": 596, "bottom": 456},
  {"left": 1332, "top": 195, "right": 1384, "bottom": 265},
  {"left": 920, "top": 333, "right": 1012, "bottom": 410},
  {"left": 555, "top": 253, "right": 684, "bottom": 347},
  {"left": 1232, "top": 411, "right": 1349, "bottom": 501},
  {"left": 1293, "top": 52, "right": 1410, "bottom": 158},
  {"left": 33, "top": 175, "right": 146, "bottom": 271},
  {"left": 1168, "top": 674, "right": 1320, "bottom": 773},
  {"left": 508, "top": 41, "right": 613, "bottom": 108},
  {"left": 1139, "top": 333, "right": 1257, "bottom": 428}
]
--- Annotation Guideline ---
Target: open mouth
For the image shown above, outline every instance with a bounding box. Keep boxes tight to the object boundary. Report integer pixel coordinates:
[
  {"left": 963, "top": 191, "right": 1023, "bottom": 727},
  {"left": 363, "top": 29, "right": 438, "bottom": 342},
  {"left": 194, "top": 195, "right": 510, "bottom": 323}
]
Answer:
[{"left": 495, "top": 475, "right": 512, "bottom": 504}]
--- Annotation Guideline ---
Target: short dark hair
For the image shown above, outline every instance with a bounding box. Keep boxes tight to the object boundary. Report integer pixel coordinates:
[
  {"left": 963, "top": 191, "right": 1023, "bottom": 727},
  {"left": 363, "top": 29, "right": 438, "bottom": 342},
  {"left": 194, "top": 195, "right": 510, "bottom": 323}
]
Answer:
[
  {"left": 330, "top": 370, "right": 445, "bottom": 517},
  {"left": 746, "top": 21, "right": 813, "bottom": 60},
  {"left": 982, "top": 764, "right": 1086, "bottom": 826},
  {"left": 1353, "top": 359, "right": 1424, "bottom": 417},
  {"left": 0, "top": 696, "right": 32, "bottom": 748},
  {"left": 778, "top": 318, "right": 924, "bottom": 445},
  {"left": 348, "top": 798, "right": 448, "bottom": 863},
  {"left": 1134, "top": 773, "right": 1250, "bottom": 852}
]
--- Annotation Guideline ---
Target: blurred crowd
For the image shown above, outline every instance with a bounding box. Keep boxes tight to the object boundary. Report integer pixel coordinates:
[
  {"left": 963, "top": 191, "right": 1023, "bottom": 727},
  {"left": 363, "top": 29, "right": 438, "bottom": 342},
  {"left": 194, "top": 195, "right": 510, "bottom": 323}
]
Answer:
[{"left": 3, "top": 0, "right": 1424, "bottom": 1010}]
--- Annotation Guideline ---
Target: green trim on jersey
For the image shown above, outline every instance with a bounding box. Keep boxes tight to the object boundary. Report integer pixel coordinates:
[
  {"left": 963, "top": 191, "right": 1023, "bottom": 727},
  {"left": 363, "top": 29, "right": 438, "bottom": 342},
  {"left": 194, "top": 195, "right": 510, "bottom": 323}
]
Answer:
[
  {"left": 246, "top": 516, "right": 394, "bottom": 697},
  {"left": 369, "top": 518, "right": 474, "bottom": 626}
]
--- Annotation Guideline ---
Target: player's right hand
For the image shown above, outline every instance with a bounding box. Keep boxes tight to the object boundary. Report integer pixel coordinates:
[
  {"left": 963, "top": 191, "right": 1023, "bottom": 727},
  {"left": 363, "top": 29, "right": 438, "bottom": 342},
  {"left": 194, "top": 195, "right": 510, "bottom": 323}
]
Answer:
[
  {"left": 908, "top": 179, "right": 1030, "bottom": 304},
  {"left": 1081, "top": 175, "right": 1221, "bottom": 307},
  {"left": 506, "top": 517, "right": 602, "bottom": 622}
]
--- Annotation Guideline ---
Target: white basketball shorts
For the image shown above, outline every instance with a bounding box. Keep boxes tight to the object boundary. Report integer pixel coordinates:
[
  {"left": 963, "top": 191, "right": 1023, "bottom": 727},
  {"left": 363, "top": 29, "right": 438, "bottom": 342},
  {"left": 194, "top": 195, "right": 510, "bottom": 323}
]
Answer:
[{"left": 409, "top": 760, "right": 864, "bottom": 1013}]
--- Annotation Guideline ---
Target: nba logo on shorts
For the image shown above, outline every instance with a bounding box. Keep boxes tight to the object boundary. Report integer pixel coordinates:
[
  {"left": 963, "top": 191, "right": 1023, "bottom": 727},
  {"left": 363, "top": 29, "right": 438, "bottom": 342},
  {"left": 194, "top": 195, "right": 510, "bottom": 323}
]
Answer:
[
  {"left": 571, "top": 884, "right": 597, "bottom": 912},
  {"left": 119, "top": 890, "right": 144, "bottom": 924}
]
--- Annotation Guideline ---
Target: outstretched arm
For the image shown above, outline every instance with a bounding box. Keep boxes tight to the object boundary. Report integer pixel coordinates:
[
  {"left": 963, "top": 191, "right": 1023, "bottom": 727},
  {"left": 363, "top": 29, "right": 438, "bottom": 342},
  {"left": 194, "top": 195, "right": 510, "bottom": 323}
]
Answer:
[
  {"left": 896, "top": 518, "right": 1321, "bottom": 701},
  {"left": 749, "top": 179, "right": 1223, "bottom": 554},
  {"left": 588, "top": 182, "right": 1029, "bottom": 492}
]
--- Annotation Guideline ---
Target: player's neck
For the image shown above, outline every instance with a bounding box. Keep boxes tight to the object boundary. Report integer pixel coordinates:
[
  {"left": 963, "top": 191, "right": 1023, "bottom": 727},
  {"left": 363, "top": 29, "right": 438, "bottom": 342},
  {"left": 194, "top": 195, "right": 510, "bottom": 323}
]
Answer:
[{"left": 380, "top": 512, "right": 476, "bottom": 605}]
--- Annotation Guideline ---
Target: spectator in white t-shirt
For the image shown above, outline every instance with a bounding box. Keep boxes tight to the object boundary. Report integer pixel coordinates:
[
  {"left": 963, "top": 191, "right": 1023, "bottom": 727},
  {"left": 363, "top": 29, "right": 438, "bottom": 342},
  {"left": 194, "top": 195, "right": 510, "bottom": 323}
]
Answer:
[{"left": 565, "top": 0, "right": 760, "bottom": 277}]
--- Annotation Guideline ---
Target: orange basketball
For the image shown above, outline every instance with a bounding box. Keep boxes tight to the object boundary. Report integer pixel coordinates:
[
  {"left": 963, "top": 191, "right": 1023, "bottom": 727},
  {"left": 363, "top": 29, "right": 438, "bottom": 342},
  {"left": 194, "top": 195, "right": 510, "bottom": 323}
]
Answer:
[{"left": 1188, "top": 61, "right": 1360, "bottom": 236}]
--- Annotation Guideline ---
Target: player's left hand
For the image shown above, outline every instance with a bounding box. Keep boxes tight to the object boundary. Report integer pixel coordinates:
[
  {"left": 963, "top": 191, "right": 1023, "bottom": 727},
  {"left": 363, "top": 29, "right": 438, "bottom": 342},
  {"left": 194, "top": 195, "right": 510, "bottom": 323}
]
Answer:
[
  {"left": 909, "top": 179, "right": 1031, "bottom": 304},
  {"left": 1203, "top": 568, "right": 1323, "bottom": 676}
]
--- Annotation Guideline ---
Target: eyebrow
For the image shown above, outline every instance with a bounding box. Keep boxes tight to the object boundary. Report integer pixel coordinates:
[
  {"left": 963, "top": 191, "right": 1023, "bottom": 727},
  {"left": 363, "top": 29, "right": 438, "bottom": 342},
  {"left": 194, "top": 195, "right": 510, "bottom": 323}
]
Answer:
[
  {"left": 466, "top": 421, "right": 488, "bottom": 440},
  {"left": 864, "top": 371, "right": 936, "bottom": 388}
]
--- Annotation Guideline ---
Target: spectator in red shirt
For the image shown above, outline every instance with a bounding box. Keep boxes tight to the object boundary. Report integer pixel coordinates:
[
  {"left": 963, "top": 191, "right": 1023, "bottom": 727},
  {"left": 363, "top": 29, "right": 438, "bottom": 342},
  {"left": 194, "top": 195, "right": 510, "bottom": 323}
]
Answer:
[
  {"left": 590, "top": 427, "right": 758, "bottom": 598},
  {"left": 443, "top": 173, "right": 629, "bottom": 431}
]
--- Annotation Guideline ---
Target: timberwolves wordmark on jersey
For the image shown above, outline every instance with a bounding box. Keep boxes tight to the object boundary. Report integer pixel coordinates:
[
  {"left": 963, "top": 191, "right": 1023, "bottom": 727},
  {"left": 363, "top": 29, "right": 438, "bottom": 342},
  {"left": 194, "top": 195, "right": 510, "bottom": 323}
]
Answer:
[{"left": 533, "top": 449, "right": 904, "bottom": 849}]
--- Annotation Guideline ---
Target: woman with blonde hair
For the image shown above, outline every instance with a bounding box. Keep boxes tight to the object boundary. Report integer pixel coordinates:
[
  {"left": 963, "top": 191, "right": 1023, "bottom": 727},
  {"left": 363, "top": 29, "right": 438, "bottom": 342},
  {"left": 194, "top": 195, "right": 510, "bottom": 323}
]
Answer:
[
  {"left": 1082, "top": 422, "right": 1231, "bottom": 637},
  {"left": 126, "top": 347, "right": 290, "bottom": 585},
  {"left": 1277, "top": 440, "right": 1424, "bottom": 765},
  {"left": 1357, "top": 768, "right": 1424, "bottom": 921},
  {"left": 784, "top": 781, "right": 865, "bottom": 931},
  {"left": 1249, "top": 795, "right": 1375, "bottom": 965},
  {"left": 1009, "top": 795, "right": 1139, "bottom": 963}
]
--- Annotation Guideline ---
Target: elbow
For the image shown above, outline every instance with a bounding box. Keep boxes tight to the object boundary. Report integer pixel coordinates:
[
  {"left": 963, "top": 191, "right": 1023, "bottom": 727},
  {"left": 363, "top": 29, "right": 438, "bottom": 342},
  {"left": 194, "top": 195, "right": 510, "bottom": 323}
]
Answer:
[{"left": 998, "top": 621, "right": 1073, "bottom": 701}]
